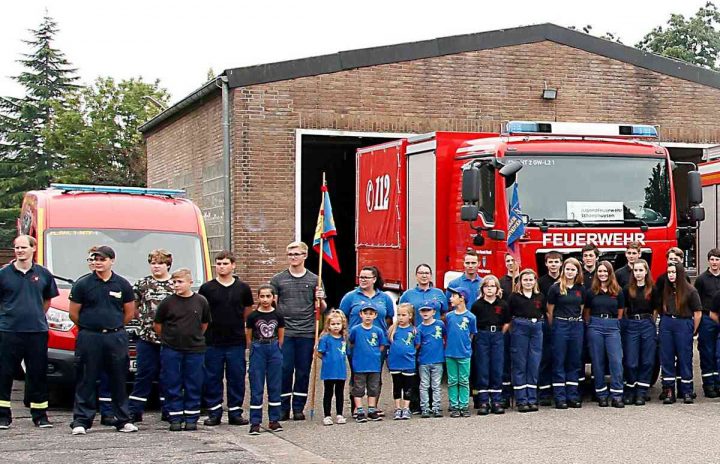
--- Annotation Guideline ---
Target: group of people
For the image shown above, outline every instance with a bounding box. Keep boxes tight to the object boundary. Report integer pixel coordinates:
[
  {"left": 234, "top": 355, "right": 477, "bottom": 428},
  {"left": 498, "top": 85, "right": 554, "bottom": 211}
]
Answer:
[{"left": 3, "top": 234, "right": 720, "bottom": 435}]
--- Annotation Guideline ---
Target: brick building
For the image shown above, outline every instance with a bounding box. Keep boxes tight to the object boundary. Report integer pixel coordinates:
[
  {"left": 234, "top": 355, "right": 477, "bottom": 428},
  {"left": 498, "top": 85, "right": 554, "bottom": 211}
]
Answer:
[{"left": 139, "top": 23, "right": 720, "bottom": 304}]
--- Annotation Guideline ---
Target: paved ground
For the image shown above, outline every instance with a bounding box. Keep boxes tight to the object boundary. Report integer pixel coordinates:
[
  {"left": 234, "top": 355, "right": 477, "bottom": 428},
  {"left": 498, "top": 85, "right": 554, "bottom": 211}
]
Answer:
[{"left": 4, "top": 357, "right": 720, "bottom": 463}]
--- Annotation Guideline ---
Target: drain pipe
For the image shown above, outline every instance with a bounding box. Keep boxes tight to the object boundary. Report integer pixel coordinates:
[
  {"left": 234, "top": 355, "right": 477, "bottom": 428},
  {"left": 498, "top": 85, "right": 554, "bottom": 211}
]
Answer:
[{"left": 219, "top": 75, "right": 232, "bottom": 251}]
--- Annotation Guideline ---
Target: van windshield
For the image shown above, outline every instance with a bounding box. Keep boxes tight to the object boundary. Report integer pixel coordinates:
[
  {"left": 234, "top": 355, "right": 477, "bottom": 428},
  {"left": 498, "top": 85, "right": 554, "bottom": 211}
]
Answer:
[{"left": 45, "top": 229, "right": 206, "bottom": 288}]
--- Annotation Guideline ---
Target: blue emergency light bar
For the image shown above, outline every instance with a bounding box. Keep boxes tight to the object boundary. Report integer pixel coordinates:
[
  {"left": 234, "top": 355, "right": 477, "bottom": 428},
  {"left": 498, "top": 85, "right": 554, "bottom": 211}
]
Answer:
[
  {"left": 50, "top": 183, "right": 186, "bottom": 197},
  {"left": 505, "top": 121, "right": 658, "bottom": 138}
]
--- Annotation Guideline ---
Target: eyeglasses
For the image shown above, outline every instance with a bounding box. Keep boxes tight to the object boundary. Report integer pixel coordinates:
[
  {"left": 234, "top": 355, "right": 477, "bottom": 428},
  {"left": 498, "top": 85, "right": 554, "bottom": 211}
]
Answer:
[{"left": 287, "top": 252, "right": 305, "bottom": 257}]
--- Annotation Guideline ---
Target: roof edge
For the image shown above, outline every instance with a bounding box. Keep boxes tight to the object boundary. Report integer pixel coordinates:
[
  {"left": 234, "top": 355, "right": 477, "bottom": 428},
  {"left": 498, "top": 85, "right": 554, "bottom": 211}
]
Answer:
[{"left": 139, "top": 78, "right": 220, "bottom": 134}]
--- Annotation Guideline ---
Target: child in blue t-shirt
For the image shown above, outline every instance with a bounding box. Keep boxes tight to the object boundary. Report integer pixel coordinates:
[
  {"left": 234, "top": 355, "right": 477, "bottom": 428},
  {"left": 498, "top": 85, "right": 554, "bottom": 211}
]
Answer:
[
  {"left": 445, "top": 287, "right": 477, "bottom": 417},
  {"left": 417, "top": 302, "right": 446, "bottom": 417},
  {"left": 348, "top": 305, "right": 388, "bottom": 423},
  {"left": 387, "top": 303, "right": 420, "bottom": 420},
  {"left": 317, "top": 310, "right": 349, "bottom": 426}
]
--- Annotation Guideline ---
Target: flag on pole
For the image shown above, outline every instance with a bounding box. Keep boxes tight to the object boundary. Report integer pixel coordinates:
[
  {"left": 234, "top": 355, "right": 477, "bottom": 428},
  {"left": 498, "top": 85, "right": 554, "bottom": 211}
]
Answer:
[
  {"left": 313, "top": 184, "right": 341, "bottom": 273},
  {"left": 507, "top": 182, "right": 525, "bottom": 258}
]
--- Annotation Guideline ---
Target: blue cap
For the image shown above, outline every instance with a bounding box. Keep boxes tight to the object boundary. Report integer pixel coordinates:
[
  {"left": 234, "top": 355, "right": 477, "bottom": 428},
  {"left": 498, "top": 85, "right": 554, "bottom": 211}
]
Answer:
[
  {"left": 448, "top": 287, "right": 469, "bottom": 303},
  {"left": 360, "top": 303, "right": 378, "bottom": 313},
  {"left": 418, "top": 301, "right": 439, "bottom": 312}
]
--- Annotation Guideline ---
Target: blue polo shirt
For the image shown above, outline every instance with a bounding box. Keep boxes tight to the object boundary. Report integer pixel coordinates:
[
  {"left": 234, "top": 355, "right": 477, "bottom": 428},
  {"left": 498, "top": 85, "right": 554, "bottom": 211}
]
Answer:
[
  {"left": 0, "top": 263, "right": 59, "bottom": 332},
  {"left": 339, "top": 287, "right": 395, "bottom": 331},
  {"left": 586, "top": 290, "right": 625, "bottom": 317},
  {"left": 399, "top": 286, "right": 449, "bottom": 324},
  {"left": 445, "top": 274, "right": 482, "bottom": 305},
  {"left": 317, "top": 333, "right": 347, "bottom": 380},
  {"left": 387, "top": 325, "right": 419, "bottom": 371},
  {"left": 547, "top": 283, "right": 586, "bottom": 319},
  {"left": 417, "top": 319, "right": 446, "bottom": 365},
  {"left": 69, "top": 271, "right": 135, "bottom": 331},
  {"left": 348, "top": 324, "right": 388, "bottom": 373},
  {"left": 445, "top": 310, "right": 477, "bottom": 359}
]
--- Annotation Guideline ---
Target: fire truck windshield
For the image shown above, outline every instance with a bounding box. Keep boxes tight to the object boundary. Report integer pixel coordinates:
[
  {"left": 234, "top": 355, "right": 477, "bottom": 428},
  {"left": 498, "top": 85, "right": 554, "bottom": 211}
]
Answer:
[
  {"left": 506, "top": 155, "right": 671, "bottom": 226},
  {"left": 44, "top": 229, "right": 206, "bottom": 288}
]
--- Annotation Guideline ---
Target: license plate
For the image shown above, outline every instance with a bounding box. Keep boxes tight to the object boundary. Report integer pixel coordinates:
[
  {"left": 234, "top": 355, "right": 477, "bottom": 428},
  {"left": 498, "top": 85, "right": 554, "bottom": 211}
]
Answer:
[{"left": 129, "top": 359, "right": 137, "bottom": 372}]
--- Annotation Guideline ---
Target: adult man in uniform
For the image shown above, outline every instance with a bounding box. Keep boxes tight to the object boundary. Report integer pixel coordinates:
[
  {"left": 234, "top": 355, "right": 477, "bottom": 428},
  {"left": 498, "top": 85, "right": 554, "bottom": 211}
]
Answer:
[
  {"left": 270, "top": 241, "right": 325, "bottom": 421},
  {"left": 201, "top": 250, "right": 254, "bottom": 426},
  {"left": 127, "top": 249, "right": 174, "bottom": 422},
  {"left": 446, "top": 249, "right": 482, "bottom": 304},
  {"left": 69, "top": 246, "right": 138, "bottom": 435},
  {"left": 694, "top": 248, "right": 720, "bottom": 398},
  {"left": 0, "top": 235, "right": 59, "bottom": 429}
]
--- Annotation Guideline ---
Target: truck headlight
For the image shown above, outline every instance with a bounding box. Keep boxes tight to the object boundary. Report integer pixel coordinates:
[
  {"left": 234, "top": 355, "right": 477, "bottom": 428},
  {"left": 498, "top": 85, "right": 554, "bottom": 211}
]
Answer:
[{"left": 46, "top": 307, "right": 75, "bottom": 332}]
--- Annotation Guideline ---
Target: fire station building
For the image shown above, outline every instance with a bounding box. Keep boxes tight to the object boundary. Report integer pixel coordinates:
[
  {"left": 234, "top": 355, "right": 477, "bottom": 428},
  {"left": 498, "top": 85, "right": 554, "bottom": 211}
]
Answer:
[{"left": 139, "top": 23, "right": 720, "bottom": 302}]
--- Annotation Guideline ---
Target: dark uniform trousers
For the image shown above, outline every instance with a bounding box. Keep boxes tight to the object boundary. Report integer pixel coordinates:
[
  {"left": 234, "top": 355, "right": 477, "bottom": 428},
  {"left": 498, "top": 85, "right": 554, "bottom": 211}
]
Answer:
[
  {"left": 71, "top": 329, "right": 131, "bottom": 429},
  {"left": 0, "top": 331, "right": 49, "bottom": 423}
]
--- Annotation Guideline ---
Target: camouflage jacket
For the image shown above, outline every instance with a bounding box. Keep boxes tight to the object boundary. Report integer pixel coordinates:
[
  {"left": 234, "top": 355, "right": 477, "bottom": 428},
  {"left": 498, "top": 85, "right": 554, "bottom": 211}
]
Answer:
[{"left": 133, "top": 276, "right": 174, "bottom": 344}]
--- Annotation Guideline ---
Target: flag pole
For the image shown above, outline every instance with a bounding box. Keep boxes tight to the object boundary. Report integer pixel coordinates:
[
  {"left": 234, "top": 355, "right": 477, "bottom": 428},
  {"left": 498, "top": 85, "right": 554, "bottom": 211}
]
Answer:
[{"left": 308, "top": 172, "right": 326, "bottom": 420}]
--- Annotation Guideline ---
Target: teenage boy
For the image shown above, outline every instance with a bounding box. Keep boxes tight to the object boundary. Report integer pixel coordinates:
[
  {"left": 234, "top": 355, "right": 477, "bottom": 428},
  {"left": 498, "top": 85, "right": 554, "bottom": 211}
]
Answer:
[
  {"left": 348, "top": 305, "right": 388, "bottom": 423},
  {"left": 417, "top": 304, "right": 446, "bottom": 418},
  {"left": 538, "top": 251, "right": 562, "bottom": 406},
  {"left": 694, "top": 248, "right": 720, "bottom": 398},
  {"left": 201, "top": 251, "right": 254, "bottom": 426},
  {"left": 446, "top": 249, "right": 483, "bottom": 304},
  {"left": 581, "top": 244, "right": 599, "bottom": 289},
  {"left": 539, "top": 251, "right": 563, "bottom": 297},
  {"left": 128, "top": 249, "right": 174, "bottom": 423},
  {"left": 154, "top": 268, "right": 211, "bottom": 432},
  {"left": 615, "top": 243, "right": 642, "bottom": 289}
]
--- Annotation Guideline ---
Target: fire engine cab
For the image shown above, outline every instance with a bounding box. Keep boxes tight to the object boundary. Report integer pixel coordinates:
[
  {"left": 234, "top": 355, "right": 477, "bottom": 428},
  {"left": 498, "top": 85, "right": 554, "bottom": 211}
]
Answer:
[{"left": 356, "top": 121, "right": 704, "bottom": 295}]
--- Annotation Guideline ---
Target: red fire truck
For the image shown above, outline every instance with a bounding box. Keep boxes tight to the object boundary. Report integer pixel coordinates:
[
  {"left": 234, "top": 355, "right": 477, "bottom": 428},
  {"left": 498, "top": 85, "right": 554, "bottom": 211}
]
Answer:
[
  {"left": 18, "top": 184, "right": 212, "bottom": 400},
  {"left": 356, "top": 121, "right": 704, "bottom": 296}
]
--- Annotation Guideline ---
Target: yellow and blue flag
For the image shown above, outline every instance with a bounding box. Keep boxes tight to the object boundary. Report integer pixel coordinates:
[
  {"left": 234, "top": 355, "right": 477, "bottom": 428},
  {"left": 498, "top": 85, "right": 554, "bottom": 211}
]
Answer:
[{"left": 313, "top": 184, "right": 341, "bottom": 273}]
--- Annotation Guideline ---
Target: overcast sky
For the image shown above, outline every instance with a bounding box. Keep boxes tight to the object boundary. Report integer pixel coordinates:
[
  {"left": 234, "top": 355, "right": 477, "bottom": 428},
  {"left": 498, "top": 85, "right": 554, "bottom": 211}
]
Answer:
[{"left": 1, "top": 0, "right": 712, "bottom": 104}]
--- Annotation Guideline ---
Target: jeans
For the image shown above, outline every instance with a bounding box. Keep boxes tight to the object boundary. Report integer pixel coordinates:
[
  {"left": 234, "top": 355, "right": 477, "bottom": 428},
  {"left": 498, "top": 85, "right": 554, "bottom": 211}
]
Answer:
[
  {"left": 160, "top": 347, "right": 204, "bottom": 424},
  {"left": 204, "top": 344, "right": 247, "bottom": 419},
  {"left": 511, "top": 318, "right": 543, "bottom": 405},
  {"left": 587, "top": 317, "right": 623, "bottom": 400},
  {"left": 129, "top": 340, "right": 166, "bottom": 417},
  {"left": 419, "top": 363, "right": 443, "bottom": 411},
  {"left": 249, "top": 342, "right": 283, "bottom": 425},
  {"left": 0, "top": 332, "right": 49, "bottom": 423},
  {"left": 281, "top": 336, "right": 314, "bottom": 413},
  {"left": 446, "top": 357, "right": 471, "bottom": 410}
]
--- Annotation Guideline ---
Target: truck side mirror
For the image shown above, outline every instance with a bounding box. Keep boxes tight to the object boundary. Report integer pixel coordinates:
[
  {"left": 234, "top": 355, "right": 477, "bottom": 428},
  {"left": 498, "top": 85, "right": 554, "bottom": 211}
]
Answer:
[
  {"left": 690, "top": 205, "right": 705, "bottom": 223},
  {"left": 461, "top": 167, "right": 480, "bottom": 202},
  {"left": 688, "top": 171, "right": 703, "bottom": 205},
  {"left": 461, "top": 205, "right": 479, "bottom": 221},
  {"left": 487, "top": 229, "right": 506, "bottom": 240},
  {"left": 499, "top": 161, "right": 522, "bottom": 177}
]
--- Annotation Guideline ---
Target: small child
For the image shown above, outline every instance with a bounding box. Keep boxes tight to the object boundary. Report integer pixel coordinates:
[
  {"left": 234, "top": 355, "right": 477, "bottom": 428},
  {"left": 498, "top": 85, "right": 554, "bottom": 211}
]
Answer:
[
  {"left": 387, "top": 303, "right": 420, "bottom": 420},
  {"left": 153, "top": 268, "right": 211, "bottom": 432},
  {"left": 348, "top": 304, "right": 388, "bottom": 423},
  {"left": 417, "top": 302, "right": 446, "bottom": 418},
  {"left": 317, "top": 310, "right": 349, "bottom": 426},
  {"left": 245, "top": 284, "right": 285, "bottom": 436},
  {"left": 445, "top": 287, "right": 477, "bottom": 418}
]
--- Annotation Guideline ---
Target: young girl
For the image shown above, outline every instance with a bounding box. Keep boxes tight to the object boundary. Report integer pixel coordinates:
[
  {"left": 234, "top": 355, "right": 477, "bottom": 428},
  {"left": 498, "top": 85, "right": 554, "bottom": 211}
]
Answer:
[
  {"left": 317, "top": 310, "right": 348, "bottom": 426},
  {"left": 387, "top": 303, "right": 419, "bottom": 420},
  {"left": 508, "top": 269, "right": 545, "bottom": 413},
  {"left": 445, "top": 287, "right": 477, "bottom": 417},
  {"left": 245, "top": 284, "right": 285, "bottom": 435},
  {"left": 659, "top": 262, "right": 702, "bottom": 404},
  {"left": 470, "top": 276, "right": 510, "bottom": 415},
  {"left": 622, "top": 259, "right": 658, "bottom": 406},
  {"left": 584, "top": 261, "right": 625, "bottom": 408},
  {"left": 546, "top": 258, "right": 585, "bottom": 409}
]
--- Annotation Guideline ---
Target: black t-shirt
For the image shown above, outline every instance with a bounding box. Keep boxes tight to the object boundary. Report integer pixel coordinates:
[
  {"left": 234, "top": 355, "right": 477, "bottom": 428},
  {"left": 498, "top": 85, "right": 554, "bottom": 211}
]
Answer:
[
  {"left": 154, "top": 293, "right": 211, "bottom": 352},
  {"left": 70, "top": 271, "right": 135, "bottom": 330},
  {"left": 538, "top": 273, "right": 559, "bottom": 297},
  {"left": 508, "top": 292, "right": 545, "bottom": 319},
  {"left": 694, "top": 270, "right": 720, "bottom": 311},
  {"left": 499, "top": 275, "right": 517, "bottom": 302},
  {"left": 623, "top": 285, "right": 659, "bottom": 316},
  {"left": 615, "top": 266, "right": 632, "bottom": 290},
  {"left": 655, "top": 272, "right": 691, "bottom": 295},
  {"left": 199, "top": 277, "right": 254, "bottom": 346},
  {"left": 583, "top": 268, "right": 596, "bottom": 289},
  {"left": 246, "top": 309, "right": 285, "bottom": 342},
  {"left": 470, "top": 298, "right": 510, "bottom": 328},
  {"left": 547, "top": 283, "right": 585, "bottom": 318},
  {"left": 661, "top": 285, "right": 702, "bottom": 318},
  {"left": 585, "top": 290, "right": 624, "bottom": 317}
]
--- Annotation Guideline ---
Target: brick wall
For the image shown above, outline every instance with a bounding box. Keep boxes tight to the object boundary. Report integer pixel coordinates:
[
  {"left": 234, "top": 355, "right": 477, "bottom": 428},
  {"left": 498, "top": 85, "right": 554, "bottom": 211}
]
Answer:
[{"left": 147, "top": 40, "right": 720, "bottom": 290}]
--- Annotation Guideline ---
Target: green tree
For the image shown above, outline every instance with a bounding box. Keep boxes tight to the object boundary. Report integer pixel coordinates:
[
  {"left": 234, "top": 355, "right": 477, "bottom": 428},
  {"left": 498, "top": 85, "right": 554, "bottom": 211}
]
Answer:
[
  {"left": 0, "top": 14, "right": 79, "bottom": 208},
  {"left": 47, "top": 77, "right": 170, "bottom": 186},
  {"left": 636, "top": 1, "right": 720, "bottom": 68}
]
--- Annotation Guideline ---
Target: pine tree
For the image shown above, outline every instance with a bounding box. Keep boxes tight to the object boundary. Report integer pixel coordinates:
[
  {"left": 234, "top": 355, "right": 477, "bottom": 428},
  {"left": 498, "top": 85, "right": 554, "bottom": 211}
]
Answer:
[{"left": 0, "top": 13, "right": 79, "bottom": 208}]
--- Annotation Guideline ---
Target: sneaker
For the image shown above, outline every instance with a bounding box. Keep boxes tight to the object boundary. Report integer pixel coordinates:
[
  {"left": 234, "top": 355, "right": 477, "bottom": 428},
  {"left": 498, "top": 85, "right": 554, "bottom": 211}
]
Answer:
[
  {"left": 229, "top": 415, "right": 249, "bottom": 426},
  {"left": 355, "top": 409, "right": 367, "bottom": 423},
  {"left": 393, "top": 408, "right": 402, "bottom": 420},
  {"left": 169, "top": 422, "right": 183, "bottom": 432},
  {"left": 421, "top": 409, "right": 431, "bottom": 418},
  {"left": 279, "top": 410, "right": 290, "bottom": 422},
  {"left": 336, "top": 415, "right": 346, "bottom": 424},
  {"left": 249, "top": 424, "right": 261, "bottom": 435},
  {"left": 203, "top": 416, "right": 221, "bottom": 426},
  {"left": 367, "top": 410, "right": 382, "bottom": 421},
  {"left": 432, "top": 409, "right": 443, "bottom": 418},
  {"left": 0, "top": 418, "right": 10, "bottom": 429},
  {"left": 450, "top": 408, "right": 461, "bottom": 418},
  {"left": 100, "top": 416, "right": 116, "bottom": 427},
  {"left": 293, "top": 412, "right": 306, "bottom": 421},
  {"left": 555, "top": 402, "right": 568, "bottom": 410},
  {"left": 460, "top": 408, "right": 471, "bottom": 418},
  {"left": 184, "top": 422, "right": 197, "bottom": 431},
  {"left": 118, "top": 422, "right": 139, "bottom": 433},
  {"left": 35, "top": 417, "right": 53, "bottom": 428},
  {"left": 402, "top": 408, "right": 412, "bottom": 420},
  {"left": 268, "top": 421, "right": 283, "bottom": 432},
  {"left": 128, "top": 413, "right": 143, "bottom": 423},
  {"left": 323, "top": 416, "right": 334, "bottom": 426},
  {"left": 71, "top": 426, "right": 87, "bottom": 435}
]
